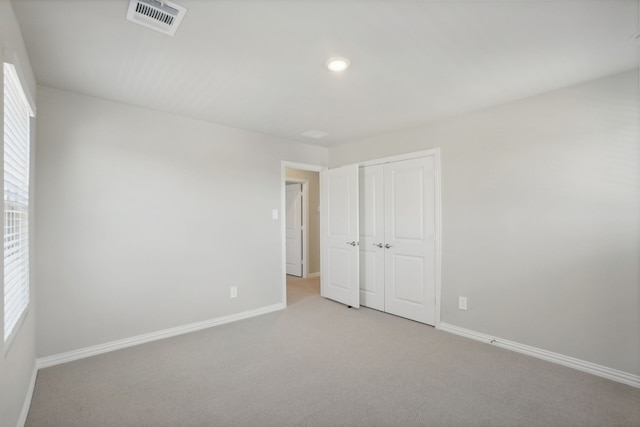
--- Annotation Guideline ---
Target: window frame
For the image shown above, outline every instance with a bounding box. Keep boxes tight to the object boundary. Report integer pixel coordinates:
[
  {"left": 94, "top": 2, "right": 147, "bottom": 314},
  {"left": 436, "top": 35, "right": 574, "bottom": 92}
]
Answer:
[{"left": 3, "top": 60, "right": 34, "bottom": 351}]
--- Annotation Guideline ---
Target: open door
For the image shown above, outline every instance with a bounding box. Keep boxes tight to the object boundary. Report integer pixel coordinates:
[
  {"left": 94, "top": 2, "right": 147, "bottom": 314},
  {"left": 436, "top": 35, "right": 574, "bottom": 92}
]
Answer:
[
  {"left": 320, "top": 164, "right": 359, "bottom": 308},
  {"left": 285, "top": 183, "right": 303, "bottom": 277}
]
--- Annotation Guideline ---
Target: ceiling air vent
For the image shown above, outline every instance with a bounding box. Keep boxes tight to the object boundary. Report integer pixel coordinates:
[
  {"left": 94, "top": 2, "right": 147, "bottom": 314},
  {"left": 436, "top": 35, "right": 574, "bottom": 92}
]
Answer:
[
  {"left": 126, "top": 0, "right": 187, "bottom": 36},
  {"left": 302, "top": 130, "right": 328, "bottom": 139}
]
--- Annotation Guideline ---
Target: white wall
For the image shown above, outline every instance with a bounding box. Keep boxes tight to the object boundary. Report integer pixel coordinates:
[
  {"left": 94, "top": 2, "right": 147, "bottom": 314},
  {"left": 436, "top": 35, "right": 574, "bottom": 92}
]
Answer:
[
  {"left": 330, "top": 70, "right": 640, "bottom": 376},
  {"left": 35, "top": 86, "right": 327, "bottom": 358},
  {"left": 0, "top": 0, "right": 38, "bottom": 426}
]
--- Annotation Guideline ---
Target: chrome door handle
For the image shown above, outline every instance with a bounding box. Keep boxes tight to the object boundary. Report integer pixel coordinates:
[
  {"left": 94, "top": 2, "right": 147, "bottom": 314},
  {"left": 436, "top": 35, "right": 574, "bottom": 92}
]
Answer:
[
  {"left": 373, "top": 243, "right": 384, "bottom": 248},
  {"left": 384, "top": 244, "right": 393, "bottom": 249},
  {"left": 346, "top": 241, "right": 358, "bottom": 246}
]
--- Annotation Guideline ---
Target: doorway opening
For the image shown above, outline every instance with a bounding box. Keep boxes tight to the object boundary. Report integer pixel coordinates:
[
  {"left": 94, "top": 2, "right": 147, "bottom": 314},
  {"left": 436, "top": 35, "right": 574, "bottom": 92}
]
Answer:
[
  {"left": 281, "top": 162, "right": 323, "bottom": 307},
  {"left": 285, "top": 180, "right": 305, "bottom": 278}
]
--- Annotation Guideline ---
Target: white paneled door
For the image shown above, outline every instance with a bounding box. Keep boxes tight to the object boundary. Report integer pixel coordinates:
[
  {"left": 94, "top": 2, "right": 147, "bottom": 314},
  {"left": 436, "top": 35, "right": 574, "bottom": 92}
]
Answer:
[
  {"left": 321, "top": 165, "right": 360, "bottom": 308},
  {"left": 358, "top": 165, "right": 385, "bottom": 311},
  {"left": 384, "top": 156, "right": 436, "bottom": 325},
  {"left": 358, "top": 155, "right": 437, "bottom": 325},
  {"left": 286, "top": 183, "right": 303, "bottom": 277}
]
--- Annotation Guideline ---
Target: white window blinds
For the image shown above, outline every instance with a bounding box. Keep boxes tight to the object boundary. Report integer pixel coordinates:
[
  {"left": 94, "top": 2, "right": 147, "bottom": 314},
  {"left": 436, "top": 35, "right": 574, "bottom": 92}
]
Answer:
[{"left": 4, "top": 62, "right": 33, "bottom": 343}]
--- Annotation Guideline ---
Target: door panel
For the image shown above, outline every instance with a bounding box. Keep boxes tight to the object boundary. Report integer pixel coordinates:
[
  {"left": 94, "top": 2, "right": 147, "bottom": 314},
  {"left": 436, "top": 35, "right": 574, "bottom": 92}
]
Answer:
[
  {"left": 390, "top": 167, "right": 425, "bottom": 240},
  {"left": 358, "top": 165, "right": 385, "bottom": 311},
  {"left": 285, "top": 183, "right": 303, "bottom": 276},
  {"left": 390, "top": 255, "right": 425, "bottom": 303},
  {"left": 328, "top": 178, "right": 351, "bottom": 236},
  {"left": 359, "top": 251, "right": 378, "bottom": 292},
  {"left": 384, "top": 156, "right": 436, "bottom": 325},
  {"left": 328, "top": 247, "right": 352, "bottom": 289},
  {"left": 321, "top": 165, "right": 360, "bottom": 308}
]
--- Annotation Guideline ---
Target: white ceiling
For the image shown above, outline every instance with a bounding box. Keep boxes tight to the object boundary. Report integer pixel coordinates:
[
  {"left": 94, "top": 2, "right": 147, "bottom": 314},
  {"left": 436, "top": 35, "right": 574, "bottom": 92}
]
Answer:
[{"left": 11, "top": 0, "right": 640, "bottom": 147}]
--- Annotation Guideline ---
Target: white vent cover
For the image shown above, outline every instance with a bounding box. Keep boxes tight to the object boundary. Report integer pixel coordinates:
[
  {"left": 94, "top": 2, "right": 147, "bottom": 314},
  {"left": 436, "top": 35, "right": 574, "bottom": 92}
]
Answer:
[
  {"left": 301, "top": 130, "right": 328, "bottom": 139},
  {"left": 127, "top": 0, "right": 187, "bottom": 36}
]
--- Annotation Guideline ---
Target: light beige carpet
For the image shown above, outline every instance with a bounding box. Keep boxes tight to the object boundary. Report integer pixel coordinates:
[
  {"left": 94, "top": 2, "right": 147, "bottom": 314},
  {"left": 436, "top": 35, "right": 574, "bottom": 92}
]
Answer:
[{"left": 26, "top": 276, "right": 640, "bottom": 426}]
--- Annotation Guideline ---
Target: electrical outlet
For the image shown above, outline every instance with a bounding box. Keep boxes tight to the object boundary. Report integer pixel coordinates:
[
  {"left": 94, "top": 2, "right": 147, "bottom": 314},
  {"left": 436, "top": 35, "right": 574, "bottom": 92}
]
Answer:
[
  {"left": 230, "top": 286, "right": 238, "bottom": 298},
  {"left": 458, "top": 296, "right": 467, "bottom": 310},
  {"left": 272, "top": 209, "right": 279, "bottom": 220}
]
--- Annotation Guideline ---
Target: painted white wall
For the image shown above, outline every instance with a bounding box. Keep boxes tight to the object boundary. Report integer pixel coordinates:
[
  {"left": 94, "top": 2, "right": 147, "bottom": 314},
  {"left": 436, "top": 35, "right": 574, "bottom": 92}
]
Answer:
[
  {"left": 0, "top": 0, "right": 38, "bottom": 426},
  {"left": 330, "top": 70, "right": 640, "bottom": 376},
  {"left": 35, "top": 86, "right": 327, "bottom": 358},
  {"left": 0, "top": 0, "right": 36, "bottom": 97}
]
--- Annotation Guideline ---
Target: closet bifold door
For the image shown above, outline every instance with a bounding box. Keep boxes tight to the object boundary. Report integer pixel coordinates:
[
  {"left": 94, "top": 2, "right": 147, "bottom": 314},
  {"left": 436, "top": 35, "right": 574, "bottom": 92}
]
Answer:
[
  {"left": 358, "top": 165, "right": 385, "bottom": 311},
  {"left": 383, "top": 156, "right": 437, "bottom": 326}
]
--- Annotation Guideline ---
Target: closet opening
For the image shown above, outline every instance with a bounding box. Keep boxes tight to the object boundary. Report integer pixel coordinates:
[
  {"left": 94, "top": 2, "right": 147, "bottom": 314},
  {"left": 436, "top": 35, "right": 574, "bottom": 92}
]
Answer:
[{"left": 320, "top": 149, "right": 442, "bottom": 326}]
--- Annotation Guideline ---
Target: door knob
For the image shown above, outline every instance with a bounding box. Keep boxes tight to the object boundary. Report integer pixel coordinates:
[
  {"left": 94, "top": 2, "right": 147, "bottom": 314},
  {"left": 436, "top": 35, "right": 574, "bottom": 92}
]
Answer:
[
  {"left": 373, "top": 243, "right": 384, "bottom": 248},
  {"left": 346, "top": 241, "right": 358, "bottom": 246},
  {"left": 384, "top": 244, "right": 393, "bottom": 249}
]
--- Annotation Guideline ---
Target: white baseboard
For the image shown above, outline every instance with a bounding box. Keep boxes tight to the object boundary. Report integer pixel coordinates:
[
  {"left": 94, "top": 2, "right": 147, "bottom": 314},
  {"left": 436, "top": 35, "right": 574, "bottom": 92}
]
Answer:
[
  {"left": 307, "top": 272, "right": 320, "bottom": 278},
  {"left": 37, "top": 303, "right": 285, "bottom": 369},
  {"left": 437, "top": 322, "right": 640, "bottom": 388},
  {"left": 17, "top": 364, "right": 37, "bottom": 427}
]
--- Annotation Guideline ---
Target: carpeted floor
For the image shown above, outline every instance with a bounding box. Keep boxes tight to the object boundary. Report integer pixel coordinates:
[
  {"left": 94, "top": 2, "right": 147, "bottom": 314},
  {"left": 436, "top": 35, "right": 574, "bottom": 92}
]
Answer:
[{"left": 26, "top": 276, "right": 640, "bottom": 426}]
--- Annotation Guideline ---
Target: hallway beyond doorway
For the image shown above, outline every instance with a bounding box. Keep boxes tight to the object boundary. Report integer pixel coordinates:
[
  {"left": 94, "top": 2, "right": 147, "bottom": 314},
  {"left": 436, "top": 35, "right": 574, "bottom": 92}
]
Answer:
[{"left": 286, "top": 275, "right": 320, "bottom": 306}]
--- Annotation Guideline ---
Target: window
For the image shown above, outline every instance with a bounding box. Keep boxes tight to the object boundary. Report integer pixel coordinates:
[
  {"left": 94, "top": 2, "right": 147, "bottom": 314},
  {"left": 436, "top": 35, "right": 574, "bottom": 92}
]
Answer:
[{"left": 4, "top": 62, "right": 33, "bottom": 344}]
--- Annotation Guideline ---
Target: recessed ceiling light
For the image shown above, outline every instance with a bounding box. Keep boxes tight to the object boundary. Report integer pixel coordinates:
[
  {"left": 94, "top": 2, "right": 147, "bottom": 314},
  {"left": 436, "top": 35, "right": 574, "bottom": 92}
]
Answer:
[{"left": 326, "top": 57, "right": 350, "bottom": 72}]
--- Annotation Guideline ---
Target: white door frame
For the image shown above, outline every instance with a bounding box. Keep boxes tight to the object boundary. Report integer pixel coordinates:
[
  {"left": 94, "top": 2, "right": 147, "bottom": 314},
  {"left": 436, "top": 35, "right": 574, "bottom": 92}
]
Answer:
[
  {"left": 281, "top": 161, "right": 325, "bottom": 307},
  {"left": 285, "top": 178, "right": 309, "bottom": 278}
]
